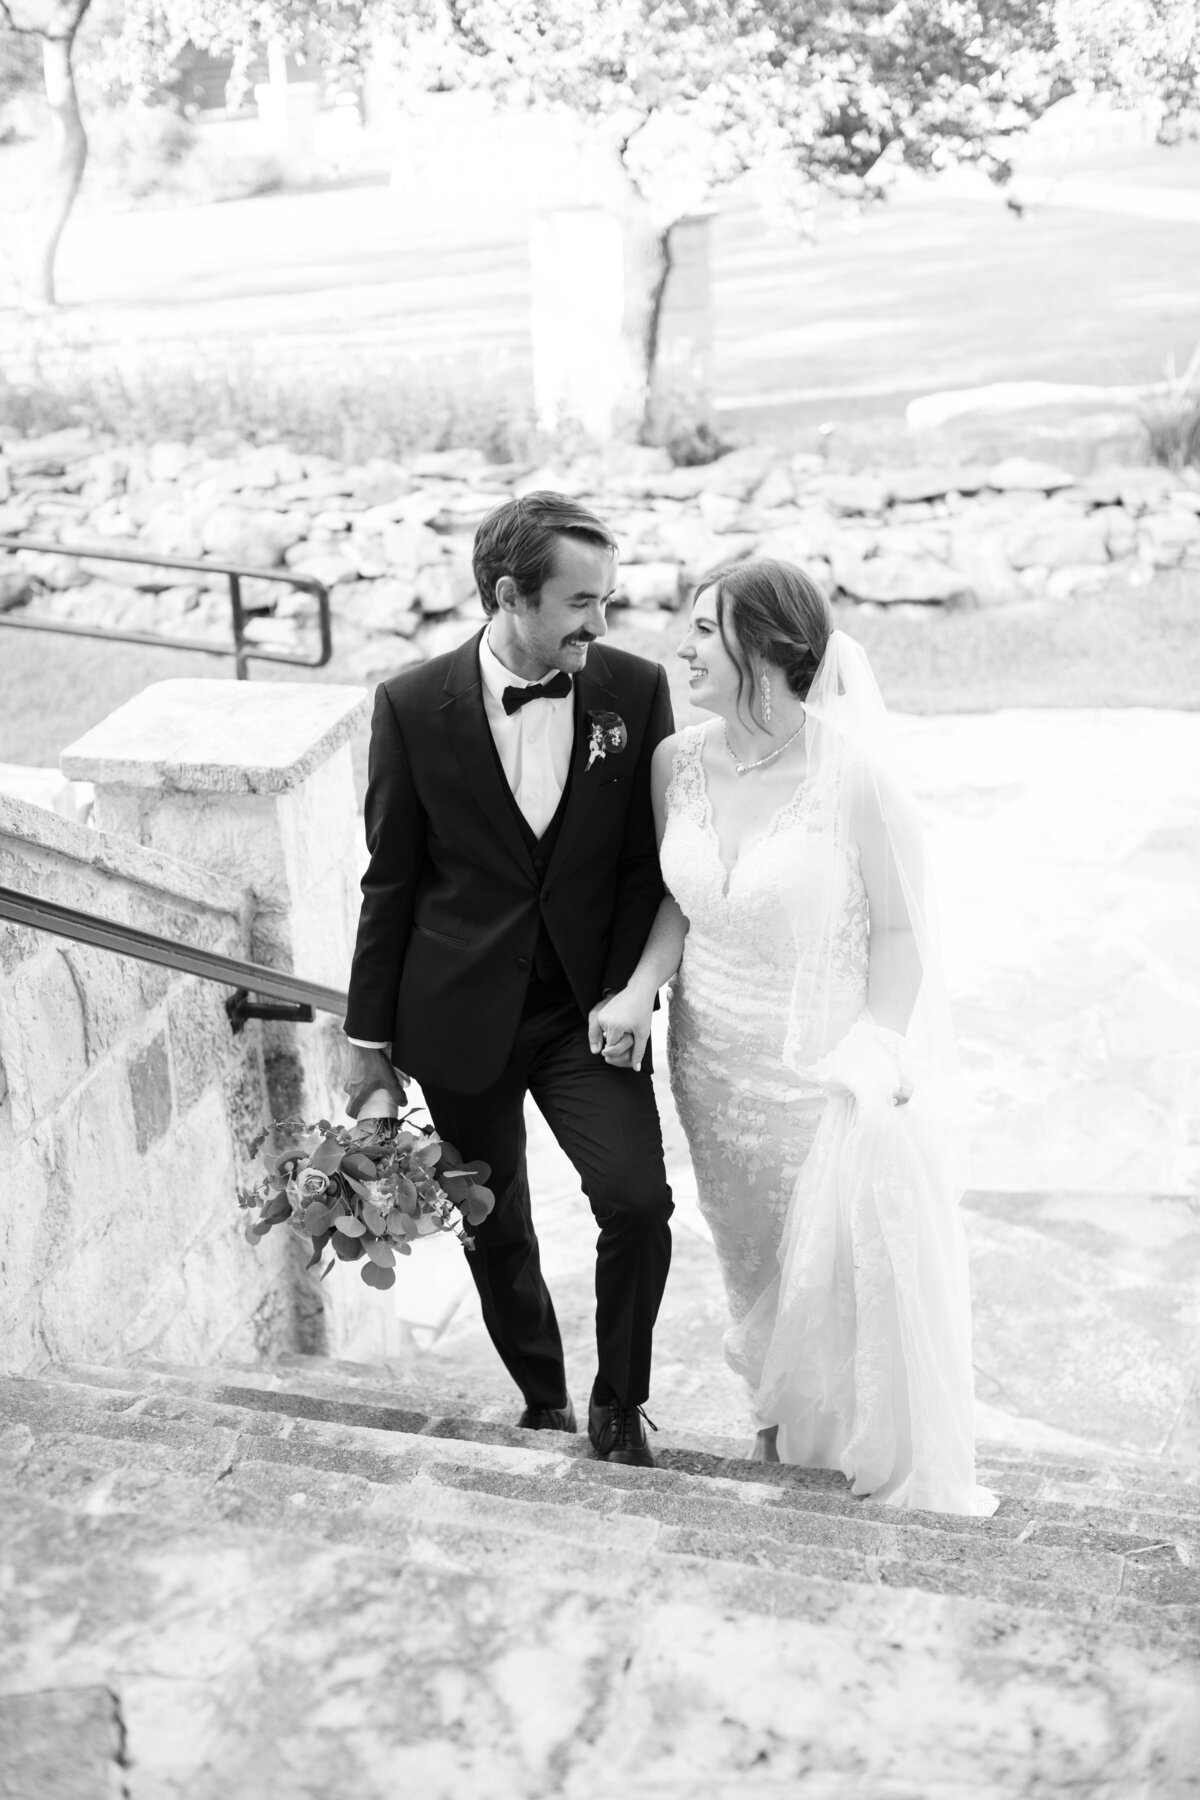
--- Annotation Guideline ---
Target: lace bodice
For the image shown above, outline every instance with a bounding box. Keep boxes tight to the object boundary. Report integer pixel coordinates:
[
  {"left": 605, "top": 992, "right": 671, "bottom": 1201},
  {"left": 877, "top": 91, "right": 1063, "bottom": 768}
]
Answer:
[{"left": 661, "top": 722, "right": 869, "bottom": 1081}]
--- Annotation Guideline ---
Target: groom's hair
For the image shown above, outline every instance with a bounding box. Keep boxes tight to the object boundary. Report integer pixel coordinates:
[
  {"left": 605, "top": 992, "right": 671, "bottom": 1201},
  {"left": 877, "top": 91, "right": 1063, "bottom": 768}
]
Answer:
[
  {"left": 473, "top": 492, "right": 617, "bottom": 616},
  {"left": 697, "top": 558, "right": 832, "bottom": 724}
]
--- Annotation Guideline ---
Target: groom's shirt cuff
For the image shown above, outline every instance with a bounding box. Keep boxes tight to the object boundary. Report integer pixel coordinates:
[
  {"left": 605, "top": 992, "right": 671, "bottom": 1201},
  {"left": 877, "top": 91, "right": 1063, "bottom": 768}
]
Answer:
[{"left": 346, "top": 1037, "right": 391, "bottom": 1050}]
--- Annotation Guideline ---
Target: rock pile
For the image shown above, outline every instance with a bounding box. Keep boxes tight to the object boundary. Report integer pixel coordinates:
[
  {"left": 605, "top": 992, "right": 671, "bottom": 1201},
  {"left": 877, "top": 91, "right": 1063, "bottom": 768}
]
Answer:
[{"left": 2, "top": 427, "right": 1198, "bottom": 681}]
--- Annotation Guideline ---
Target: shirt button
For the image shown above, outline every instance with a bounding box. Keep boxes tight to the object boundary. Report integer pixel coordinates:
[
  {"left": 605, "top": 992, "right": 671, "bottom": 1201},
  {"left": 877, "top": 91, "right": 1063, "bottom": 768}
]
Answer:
[
  {"left": 533, "top": 857, "right": 545, "bottom": 872},
  {"left": 516, "top": 956, "right": 530, "bottom": 971}
]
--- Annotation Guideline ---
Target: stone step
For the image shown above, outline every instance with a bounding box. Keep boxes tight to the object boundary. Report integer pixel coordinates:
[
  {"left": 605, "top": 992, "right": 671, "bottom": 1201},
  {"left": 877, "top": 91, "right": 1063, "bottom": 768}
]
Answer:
[
  {"left": 38, "top": 1355, "right": 1200, "bottom": 1525},
  {"left": 5, "top": 1369, "right": 1197, "bottom": 1645},
  {"left": 5, "top": 1364, "right": 1199, "bottom": 1800}
]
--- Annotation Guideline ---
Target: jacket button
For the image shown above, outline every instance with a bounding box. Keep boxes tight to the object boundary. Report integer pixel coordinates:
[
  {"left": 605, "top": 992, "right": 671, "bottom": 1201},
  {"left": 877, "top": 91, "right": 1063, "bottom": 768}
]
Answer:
[
  {"left": 516, "top": 956, "right": 530, "bottom": 971},
  {"left": 533, "top": 856, "right": 545, "bottom": 873}
]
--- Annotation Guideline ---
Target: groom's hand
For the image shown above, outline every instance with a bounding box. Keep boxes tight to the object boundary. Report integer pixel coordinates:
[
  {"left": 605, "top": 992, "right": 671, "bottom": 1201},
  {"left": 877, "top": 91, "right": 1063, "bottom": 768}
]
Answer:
[
  {"left": 588, "top": 991, "right": 652, "bottom": 1074},
  {"left": 343, "top": 1044, "right": 408, "bottom": 1118}
]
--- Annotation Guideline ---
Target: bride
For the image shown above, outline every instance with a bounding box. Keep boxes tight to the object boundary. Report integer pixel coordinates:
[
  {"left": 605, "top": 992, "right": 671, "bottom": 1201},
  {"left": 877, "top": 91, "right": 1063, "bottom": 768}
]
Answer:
[{"left": 593, "top": 558, "right": 996, "bottom": 1515}]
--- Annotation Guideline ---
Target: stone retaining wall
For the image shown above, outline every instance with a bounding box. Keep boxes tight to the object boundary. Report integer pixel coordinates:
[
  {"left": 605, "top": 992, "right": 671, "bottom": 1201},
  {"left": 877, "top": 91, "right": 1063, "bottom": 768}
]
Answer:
[
  {"left": 0, "top": 678, "right": 413, "bottom": 1377},
  {"left": 0, "top": 793, "right": 295, "bottom": 1372},
  {"left": 2, "top": 428, "right": 1198, "bottom": 684}
]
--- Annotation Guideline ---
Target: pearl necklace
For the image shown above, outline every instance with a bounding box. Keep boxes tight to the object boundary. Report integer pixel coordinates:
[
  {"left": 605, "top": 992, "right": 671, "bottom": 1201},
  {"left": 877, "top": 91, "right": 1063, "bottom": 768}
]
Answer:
[{"left": 723, "top": 717, "right": 805, "bottom": 776}]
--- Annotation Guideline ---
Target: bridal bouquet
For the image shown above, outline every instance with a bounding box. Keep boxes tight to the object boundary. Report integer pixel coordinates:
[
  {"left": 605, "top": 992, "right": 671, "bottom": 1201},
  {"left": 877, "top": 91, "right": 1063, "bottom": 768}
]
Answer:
[{"left": 238, "top": 1110, "right": 494, "bottom": 1291}]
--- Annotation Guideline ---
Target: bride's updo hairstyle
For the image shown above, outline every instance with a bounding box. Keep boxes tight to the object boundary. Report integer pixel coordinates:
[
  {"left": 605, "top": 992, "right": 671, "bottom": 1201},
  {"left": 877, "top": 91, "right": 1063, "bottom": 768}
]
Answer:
[{"left": 697, "top": 558, "right": 832, "bottom": 726}]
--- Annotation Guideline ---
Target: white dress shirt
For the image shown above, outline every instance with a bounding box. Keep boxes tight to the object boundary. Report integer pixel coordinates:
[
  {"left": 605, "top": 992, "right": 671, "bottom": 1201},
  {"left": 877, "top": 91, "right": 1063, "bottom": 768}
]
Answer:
[
  {"left": 477, "top": 622, "right": 575, "bottom": 837},
  {"left": 348, "top": 625, "right": 575, "bottom": 1051}
]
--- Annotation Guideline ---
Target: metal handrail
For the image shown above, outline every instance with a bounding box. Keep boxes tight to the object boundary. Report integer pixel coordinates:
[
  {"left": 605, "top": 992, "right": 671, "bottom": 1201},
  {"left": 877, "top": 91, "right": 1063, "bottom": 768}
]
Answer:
[
  {"left": 0, "top": 884, "right": 347, "bottom": 1029},
  {"left": 0, "top": 535, "right": 332, "bottom": 680}
]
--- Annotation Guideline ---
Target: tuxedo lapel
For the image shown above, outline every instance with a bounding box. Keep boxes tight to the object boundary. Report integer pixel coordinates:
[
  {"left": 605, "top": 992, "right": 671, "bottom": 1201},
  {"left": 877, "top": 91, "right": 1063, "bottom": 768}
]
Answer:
[
  {"left": 546, "top": 643, "right": 619, "bottom": 877},
  {"left": 440, "top": 629, "right": 535, "bottom": 877}
]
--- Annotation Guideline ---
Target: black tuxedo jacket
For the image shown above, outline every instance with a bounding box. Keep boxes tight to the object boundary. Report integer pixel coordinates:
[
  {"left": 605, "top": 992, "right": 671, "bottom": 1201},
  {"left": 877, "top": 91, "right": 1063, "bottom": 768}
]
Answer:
[{"left": 344, "top": 628, "right": 675, "bottom": 1093}]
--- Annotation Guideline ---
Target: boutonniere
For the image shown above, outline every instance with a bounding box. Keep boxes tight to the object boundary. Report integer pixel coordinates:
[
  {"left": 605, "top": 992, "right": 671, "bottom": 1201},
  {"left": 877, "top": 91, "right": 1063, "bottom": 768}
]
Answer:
[{"left": 585, "top": 710, "right": 628, "bottom": 772}]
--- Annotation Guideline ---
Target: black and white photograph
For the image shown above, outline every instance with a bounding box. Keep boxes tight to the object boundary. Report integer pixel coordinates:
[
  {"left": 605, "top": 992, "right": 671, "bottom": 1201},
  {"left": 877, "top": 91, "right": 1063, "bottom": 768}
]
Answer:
[{"left": 0, "top": 1, "right": 1198, "bottom": 1793}]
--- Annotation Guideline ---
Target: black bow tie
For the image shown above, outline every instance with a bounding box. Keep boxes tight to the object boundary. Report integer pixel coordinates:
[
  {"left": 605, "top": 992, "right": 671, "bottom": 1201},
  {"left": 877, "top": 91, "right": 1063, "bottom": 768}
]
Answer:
[{"left": 502, "top": 671, "right": 572, "bottom": 715}]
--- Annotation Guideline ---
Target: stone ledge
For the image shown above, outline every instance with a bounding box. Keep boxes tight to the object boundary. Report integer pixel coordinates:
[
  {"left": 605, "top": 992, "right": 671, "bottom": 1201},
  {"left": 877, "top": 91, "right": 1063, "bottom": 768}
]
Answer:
[
  {"left": 60, "top": 679, "right": 370, "bottom": 794},
  {"left": 0, "top": 790, "right": 244, "bottom": 919}
]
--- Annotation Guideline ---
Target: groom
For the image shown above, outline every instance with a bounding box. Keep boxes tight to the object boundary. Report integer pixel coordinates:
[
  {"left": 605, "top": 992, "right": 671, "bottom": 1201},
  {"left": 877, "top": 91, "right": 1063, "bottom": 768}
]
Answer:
[{"left": 343, "top": 491, "right": 675, "bottom": 1466}]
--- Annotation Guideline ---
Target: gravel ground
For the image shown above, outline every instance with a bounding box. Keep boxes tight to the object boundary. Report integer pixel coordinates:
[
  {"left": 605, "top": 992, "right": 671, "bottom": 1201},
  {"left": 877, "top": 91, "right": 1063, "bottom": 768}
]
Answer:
[{"left": 0, "top": 571, "right": 1195, "bottom": 774}]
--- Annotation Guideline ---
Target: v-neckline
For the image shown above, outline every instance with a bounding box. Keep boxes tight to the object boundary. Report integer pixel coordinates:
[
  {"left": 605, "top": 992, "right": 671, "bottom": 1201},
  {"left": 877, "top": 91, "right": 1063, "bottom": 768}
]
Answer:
[{"left": 696, "top": 721, "right": 811, "bottom": 899}]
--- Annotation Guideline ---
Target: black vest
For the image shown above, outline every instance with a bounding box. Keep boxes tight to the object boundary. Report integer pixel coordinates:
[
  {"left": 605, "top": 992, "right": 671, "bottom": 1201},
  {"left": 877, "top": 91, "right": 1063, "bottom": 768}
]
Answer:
[{"left": 485, "top": 730, "right": 576, "bottom": 1015}]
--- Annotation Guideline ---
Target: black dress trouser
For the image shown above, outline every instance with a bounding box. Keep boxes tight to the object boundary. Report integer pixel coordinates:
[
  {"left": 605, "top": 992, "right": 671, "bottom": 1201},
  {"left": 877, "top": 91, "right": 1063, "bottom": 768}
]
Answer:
[{"left": 419, "top": 995, "right": 673, "bottom": 1409}]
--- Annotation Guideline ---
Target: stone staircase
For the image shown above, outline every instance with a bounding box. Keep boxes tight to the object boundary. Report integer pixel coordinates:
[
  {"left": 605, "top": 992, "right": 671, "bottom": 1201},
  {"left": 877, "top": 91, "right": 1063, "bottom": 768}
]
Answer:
[{"left": 2, "top": 1358, "right": 1198, "bottom": 1800}]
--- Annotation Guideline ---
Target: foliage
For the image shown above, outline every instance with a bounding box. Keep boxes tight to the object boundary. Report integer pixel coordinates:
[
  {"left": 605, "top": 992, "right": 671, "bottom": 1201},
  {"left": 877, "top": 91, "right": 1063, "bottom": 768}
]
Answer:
[
  {"left": 238, "top": 1107, "right": 494, "bottom": 1288},
  {"left": 377, "top": 0, "right": 1074, "bottom": 228},
  {"left": 1054, "top": 0, "right": 1200, "bottom": 134},
  {"left": 0, "top": 350, "right": 538, "bottom": 463},
  {"left": 1143, "top": 391, "right": 1200, "bottom": 469}
]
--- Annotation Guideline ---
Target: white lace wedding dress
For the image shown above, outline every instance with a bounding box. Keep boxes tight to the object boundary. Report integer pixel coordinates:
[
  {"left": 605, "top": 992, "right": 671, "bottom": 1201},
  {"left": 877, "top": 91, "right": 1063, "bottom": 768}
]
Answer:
[{"left": 663, "top": 720, "right": 995, "bottom": 1515}]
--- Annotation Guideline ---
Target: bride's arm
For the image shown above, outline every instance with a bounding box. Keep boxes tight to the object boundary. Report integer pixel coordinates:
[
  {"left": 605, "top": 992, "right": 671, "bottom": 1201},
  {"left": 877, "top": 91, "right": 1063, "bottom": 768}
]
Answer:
[
  {"left": 588, "top": 736, "right": 688, "bottom": 1071},
  {"left": 853, "top": 770, "right": 923, "bottom": 1037}
]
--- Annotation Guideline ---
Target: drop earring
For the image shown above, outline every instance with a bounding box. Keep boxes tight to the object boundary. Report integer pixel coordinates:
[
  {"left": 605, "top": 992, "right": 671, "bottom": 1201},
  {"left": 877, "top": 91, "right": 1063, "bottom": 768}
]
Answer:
[{"left": 759, "top": 669, "right": 773, "bottom": 724}]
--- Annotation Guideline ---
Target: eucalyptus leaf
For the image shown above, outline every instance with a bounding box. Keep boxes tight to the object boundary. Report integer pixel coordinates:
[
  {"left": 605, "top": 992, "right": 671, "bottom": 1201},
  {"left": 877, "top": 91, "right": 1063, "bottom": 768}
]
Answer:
[
  {"left": 361, "top": 1201, "right": 387, "bottom": 1236},
  {"left": 360, "top": 1262, "right": 397, "bottom": 1290},
  {"left": 310, "top": 1135, "right": 345, "bottom": 1176},
  {"left": 363, "top": 1238, "right": 396, "bottom": 1269},
  {"left": 333, "top": 1215, "right": 367, "bottom": 1238}
]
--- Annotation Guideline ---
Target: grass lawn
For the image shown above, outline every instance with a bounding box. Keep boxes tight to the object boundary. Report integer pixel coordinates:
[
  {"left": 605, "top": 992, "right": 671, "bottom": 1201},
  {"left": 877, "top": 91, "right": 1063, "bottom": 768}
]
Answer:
[{"left": 2, "top": 574, "right": 1195, "bottom": 776}]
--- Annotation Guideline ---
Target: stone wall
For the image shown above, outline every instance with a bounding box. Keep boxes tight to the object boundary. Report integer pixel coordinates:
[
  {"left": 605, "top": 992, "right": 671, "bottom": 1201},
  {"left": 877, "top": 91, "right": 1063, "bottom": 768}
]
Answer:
[
  {"left": 2, "top": 428, "right": 1198, "bottom": 686},
  {"left": 0, "top": 793, "right": 293, "bottom": 1372},
  {"left": 0, "top": 679, "right": 413, "bottom": 1377}
]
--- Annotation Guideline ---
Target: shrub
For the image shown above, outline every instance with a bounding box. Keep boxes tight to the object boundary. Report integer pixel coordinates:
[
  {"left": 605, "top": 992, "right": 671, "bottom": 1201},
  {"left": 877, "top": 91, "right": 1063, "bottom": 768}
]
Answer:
[
  {"left": 0, "top": 343, "right": 542, "bottom": 465},
  {"left": 1143, "top": 389, "right": 1200, "bottom": 470}
]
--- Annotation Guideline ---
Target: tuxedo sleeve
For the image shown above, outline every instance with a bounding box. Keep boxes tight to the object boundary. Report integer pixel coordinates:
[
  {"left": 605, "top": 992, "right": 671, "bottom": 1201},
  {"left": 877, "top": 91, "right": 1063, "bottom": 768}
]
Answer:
[
  {"left": 343, "top": 681, "right": 428, "bottom": 1042},
  {"left": 600, "top": 663, "right": 675, "bottom": 997}
]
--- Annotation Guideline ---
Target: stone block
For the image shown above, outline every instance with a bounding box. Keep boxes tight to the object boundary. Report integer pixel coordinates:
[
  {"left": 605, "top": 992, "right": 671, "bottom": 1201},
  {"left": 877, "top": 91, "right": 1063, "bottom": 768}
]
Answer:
[
  {"left": 1045, "top": 564, "right": 1111, "bottom": 599},
  {"left": 0, "top": 565, "right": 31, "bottom": 610},
  {"left": 750, "top": 465, "right": 795, "bottom": 510},
  {"left": 833, "top": 552, "right": 971, "bottom": 606},
  {"left": 340, "top": 578, "right": 421, "bottom": 635},
  {"left": 618, "top": 563, "right": 683, "bottom": 609},
  {"left": 381, "top": 520, "right": 444, "bottom": 576},
  {"left": 167, "top": 979, "right": 235, "bottom": 1117},
  {"left": 57, "top": 941, "right": 154, "bottom": 1064},
  {"left": 756, "top": 511, "right": 839, "bottom": 565},
  {"left": 800, "top": 475, "right": 884, "bottom": 516},
  {"left": 656, "top": 519, "right": 756, "bottom": 582},
  {"left": 986, "top": 457, "right": 1076, "bottom": 494},
  {"left": 140, "top": 506, "right": 205, "bottom": 560},
  {"left": 62, "top": 679, "right": 369, "bottom": 796},
  {"left": 1137, "top": 510, "right": 1200, "bottom": 567},
  {"left": 415, "top": 561, "right": 471, "bottom": 615},
  {"left": 0, "top": 947, "right": 89, "bottom": 1128},
  {"left": 21, "top": 549, "right": 90, "bottom": 590},
  {"left": 1005, "top": 513, "right": 1110, "bottom": 569},
  {"left": 128, "top": 1030, "right": 173, "bottom": 1153},
  {"left": 697, "top": 490, "right": 745, "bottom": 533},
  {"left": 695, "top": 447, "right": 777, "bottom": 501},
  {"left": 888, "top": 465, "right": 992, "bottom": 503},
  {"left": 287, "top": 550, "right": 358, "bottom": 588},
  {"left": 0, "top": 1686, "right": 125, "bottom": 1800},
  {"left": 199, "top": 505, "right": 289, "bottom": 567}
]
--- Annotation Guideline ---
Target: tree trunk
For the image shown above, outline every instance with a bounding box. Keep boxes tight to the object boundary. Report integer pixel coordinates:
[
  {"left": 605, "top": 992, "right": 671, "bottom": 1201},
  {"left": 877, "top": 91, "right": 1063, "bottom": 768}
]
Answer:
[
  {"left": 622, "top": 211, "right": 715, "bottom": 446},
  {"left": 640, "top": 224, "right": 674, "bottom": 437},
  {"left": 35, "top": 30, "right": 87, "bottom": 306}
]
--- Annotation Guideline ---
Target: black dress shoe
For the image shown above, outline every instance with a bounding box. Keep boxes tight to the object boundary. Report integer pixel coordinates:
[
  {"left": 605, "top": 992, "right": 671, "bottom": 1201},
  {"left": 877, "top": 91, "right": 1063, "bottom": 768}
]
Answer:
[
  {"left": 517, "top": 1398, "right": 577, "bottom": 1433},
  {"left": 588, "top": 1395, "right": 657, "bottom": 1466}
]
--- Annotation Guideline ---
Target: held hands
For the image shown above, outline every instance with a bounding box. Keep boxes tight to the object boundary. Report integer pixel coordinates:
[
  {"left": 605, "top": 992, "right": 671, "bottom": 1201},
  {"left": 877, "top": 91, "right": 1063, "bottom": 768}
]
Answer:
[
  {"left": 587, "top": 984, "right": 655, "bottom": 1073},
  {"left": 343, "top": 1044, "right": 409, "bottom": 1119}
]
